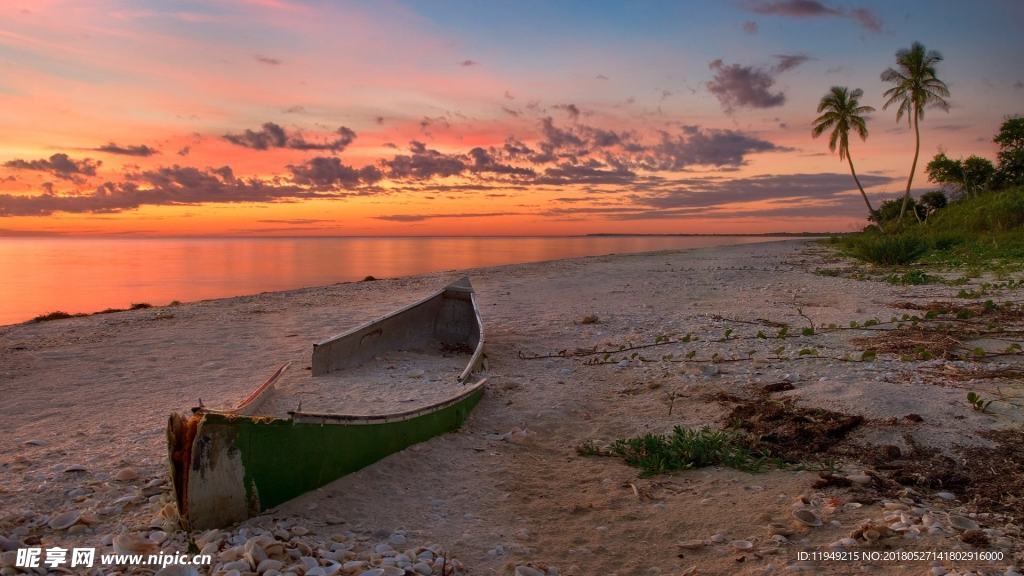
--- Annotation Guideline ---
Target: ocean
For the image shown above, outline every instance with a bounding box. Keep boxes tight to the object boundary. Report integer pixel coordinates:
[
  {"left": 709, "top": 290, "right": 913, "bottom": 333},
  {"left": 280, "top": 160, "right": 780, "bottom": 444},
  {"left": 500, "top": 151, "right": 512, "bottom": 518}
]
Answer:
[{"left": 0, "top": 235, "right": 789, "bottom": 325}]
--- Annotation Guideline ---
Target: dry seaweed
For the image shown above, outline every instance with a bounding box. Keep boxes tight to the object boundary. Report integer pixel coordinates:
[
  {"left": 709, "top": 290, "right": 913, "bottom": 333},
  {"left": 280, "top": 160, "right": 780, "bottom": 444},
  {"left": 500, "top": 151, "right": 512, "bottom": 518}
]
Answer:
[
  {"left": 724, "top": 397, "right": 865, "bottom": 461},
  {"left": 852, "top": 326, "right": 962, "bottom": 359}
]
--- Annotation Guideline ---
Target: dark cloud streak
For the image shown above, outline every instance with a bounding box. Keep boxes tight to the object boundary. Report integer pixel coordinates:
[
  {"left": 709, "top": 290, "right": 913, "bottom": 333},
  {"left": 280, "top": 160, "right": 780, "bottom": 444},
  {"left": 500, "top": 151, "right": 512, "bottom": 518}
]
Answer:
[
  {"left": 3, "top": 154, "right": 99, "bottom": 181},
  {"left": 95, "top": 143, "right": 159, "bottom": 157},
  {"left": 0, "top": 166, "right": 311, "bottom": 216},
  {"left": 287, "top": 157, "right": 383, "bottom": 188},
  {"left": 224, "top": 123, "right": 356, "bottom": 152},
  {"left": 744, "top": 0, "right": 882, "bottom": 32},
  {"left": 375, "top": 211, "right": 519, "bottom": 222}
]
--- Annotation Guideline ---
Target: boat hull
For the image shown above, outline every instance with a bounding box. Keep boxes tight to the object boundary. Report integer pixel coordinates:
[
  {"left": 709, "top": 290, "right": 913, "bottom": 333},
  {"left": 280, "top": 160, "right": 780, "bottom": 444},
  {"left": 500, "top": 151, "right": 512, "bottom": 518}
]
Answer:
[
  {"left": 176, "top": 387, "right": 482, "bottom": 529},
  {"left": 168, "top": 277, "right": 486, "bottom": 530}
]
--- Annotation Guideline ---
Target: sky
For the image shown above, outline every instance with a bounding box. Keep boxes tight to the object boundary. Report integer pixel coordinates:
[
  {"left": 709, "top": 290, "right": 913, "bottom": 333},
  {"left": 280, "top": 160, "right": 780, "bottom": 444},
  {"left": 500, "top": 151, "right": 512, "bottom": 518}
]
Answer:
[{"left": 0, "top": 0, "right": 1021, "bottom": 236}]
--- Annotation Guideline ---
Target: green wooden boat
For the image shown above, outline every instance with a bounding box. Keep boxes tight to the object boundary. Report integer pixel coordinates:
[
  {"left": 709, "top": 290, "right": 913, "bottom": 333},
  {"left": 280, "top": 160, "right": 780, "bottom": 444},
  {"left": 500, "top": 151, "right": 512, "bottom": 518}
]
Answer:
[{"left": 167, "top": 277, "right": 486, "bottom": 530}]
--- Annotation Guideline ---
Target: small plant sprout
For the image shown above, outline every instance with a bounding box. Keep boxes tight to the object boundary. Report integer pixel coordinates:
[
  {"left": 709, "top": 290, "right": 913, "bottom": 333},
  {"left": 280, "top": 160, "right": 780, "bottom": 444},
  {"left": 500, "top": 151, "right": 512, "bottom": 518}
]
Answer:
[{"left": 966, "top": 391, "right": 993, "bottom": 413}]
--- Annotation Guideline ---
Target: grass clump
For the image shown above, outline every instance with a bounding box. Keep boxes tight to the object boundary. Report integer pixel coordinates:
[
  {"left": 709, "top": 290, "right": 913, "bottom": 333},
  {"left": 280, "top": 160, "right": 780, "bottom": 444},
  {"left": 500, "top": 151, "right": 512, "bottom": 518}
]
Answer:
[
  {"left": 31, "top": 311, "right": 82, "bottom": 323},
  {"left": 841, "top": 231, "right": 927, "bottom": 265},
  {"left": 605, "top": 426, "right": 768, "bottom": 476}
]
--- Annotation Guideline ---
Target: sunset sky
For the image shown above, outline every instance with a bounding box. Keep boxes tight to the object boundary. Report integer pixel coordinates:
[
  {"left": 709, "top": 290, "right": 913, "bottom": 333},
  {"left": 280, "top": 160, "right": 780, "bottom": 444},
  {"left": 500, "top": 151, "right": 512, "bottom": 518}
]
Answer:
[{"left": 0, "top": 0, "right": 1021, "bottom": 236}]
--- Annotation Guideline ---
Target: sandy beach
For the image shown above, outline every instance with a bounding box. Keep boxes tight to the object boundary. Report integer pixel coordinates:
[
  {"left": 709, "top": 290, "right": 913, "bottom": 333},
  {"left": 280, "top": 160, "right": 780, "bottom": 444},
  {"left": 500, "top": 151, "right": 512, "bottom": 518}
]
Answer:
[{"left": 2, "top": 239, "right": 1022, "bottom": 575}]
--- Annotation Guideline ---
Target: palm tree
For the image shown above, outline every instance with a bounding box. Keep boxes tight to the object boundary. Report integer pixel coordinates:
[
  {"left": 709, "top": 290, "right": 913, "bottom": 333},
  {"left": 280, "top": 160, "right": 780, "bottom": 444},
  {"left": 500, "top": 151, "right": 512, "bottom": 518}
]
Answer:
[
  {"left": 881, "top": 42, "right": 950, "bottom": 221},
  {"left": 812, "top": 86, "right": 877, "bottom": 218}
]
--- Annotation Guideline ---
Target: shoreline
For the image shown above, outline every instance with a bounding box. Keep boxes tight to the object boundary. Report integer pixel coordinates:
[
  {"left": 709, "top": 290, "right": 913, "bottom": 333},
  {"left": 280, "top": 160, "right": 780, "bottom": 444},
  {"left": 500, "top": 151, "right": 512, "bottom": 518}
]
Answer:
[
  {"left": 0, "top": 233, "right": 832, "bottom": 239},
  {"left": 1, "top": 239, "right": 1022, "bottom": 575},
  {"left": 3, "top": 236, "right": 800, "bottom": 328}
]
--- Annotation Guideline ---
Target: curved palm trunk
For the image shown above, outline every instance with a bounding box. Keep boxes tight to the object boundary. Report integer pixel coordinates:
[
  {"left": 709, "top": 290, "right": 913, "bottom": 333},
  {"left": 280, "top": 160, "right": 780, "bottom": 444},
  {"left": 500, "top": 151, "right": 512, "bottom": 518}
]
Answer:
[
  {"left": 898, "top": 111, "right": 923, "bottom": 222},
  {"left": 846, "top": 151, "right": 875, "bottom": 217}
]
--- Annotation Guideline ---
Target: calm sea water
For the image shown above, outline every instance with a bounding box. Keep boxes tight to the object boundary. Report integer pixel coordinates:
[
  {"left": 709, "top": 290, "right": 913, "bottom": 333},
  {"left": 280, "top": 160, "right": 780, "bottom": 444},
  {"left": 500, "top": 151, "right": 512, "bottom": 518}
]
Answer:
[{"left": 0, "top": 236, "right": 787, "bottom": 325}]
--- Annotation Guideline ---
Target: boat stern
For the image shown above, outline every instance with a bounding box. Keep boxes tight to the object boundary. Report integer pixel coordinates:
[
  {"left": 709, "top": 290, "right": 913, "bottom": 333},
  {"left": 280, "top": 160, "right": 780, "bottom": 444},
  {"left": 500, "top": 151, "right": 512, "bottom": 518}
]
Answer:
[{"left": 167, "top": 411, "right": 258, "bottom": 530}]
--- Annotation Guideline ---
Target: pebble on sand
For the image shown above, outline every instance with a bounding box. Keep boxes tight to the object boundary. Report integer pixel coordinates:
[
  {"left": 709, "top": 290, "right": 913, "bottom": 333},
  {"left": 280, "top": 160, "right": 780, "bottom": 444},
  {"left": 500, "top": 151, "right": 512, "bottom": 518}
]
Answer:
[{"left": 115, "top": 467, "right": 140, "bottom": 481}]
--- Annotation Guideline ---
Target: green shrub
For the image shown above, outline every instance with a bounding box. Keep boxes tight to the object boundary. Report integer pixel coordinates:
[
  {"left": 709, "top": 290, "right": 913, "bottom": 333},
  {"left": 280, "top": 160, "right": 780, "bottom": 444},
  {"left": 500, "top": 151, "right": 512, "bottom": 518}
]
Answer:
[
  {"left": 609, "top": 426, "right": 768, "bottom": 475},
  {"left": 843, "top": 232, "right": 927, "bottom": 265},
  {"left": 930, "top": 187, "right": 1024, "bottom": 232},
  {"left": 838, "top": 186, "right": 1024, "bottom": 266},
  {"left": 870, "top": 198, "right": 922, "bottom": 226},
  {"left": 919, "top": 190, "right": 948, "bottom": 212},
  {"left": 929, "top": 230, "right": 964, "bottom": 251}
]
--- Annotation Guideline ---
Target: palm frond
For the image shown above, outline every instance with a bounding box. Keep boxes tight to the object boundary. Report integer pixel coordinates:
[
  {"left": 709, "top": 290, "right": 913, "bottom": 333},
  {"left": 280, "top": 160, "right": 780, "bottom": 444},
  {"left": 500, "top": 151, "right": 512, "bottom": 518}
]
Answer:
[
  {"left": 850, "top": 116, "right": 869, "bottom": 140},
  {"left": 811, "top": 118, "right": 834, "bottom": 138},
  {"left": 813, "top": 85, "right": 871, "bottom": 158}
]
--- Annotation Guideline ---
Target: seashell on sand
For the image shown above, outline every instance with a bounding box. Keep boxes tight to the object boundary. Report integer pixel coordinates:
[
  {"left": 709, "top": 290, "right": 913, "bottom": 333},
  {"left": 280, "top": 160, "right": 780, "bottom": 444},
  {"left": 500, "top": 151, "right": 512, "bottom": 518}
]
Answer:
[
  {"left": 115, "top": 467, "right": 140, "bottom": 481},
  {"left": 792, "top": 509, "right": 822, "bottom": 527},
  {"left": 48, "top": 510, "right": 81, "bottom": 530},
  {"left": 113, "top": 533, "right": 159, "bottom": 555},
  {"left": 949, "top": 515, "right": 979, "bottom": 531},
  {"left": 830, "top": 538, "right": 858, "bottom": 548}
]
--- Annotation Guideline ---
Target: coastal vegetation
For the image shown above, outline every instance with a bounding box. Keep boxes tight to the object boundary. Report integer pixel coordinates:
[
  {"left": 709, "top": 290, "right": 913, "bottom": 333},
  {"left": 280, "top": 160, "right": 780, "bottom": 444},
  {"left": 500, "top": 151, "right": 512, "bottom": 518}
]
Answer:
[
  {"left": 832, "top": 115, "right": 1024, "bottom": 266},
  {"left": 836, "top": 184, "right": 1024, "bottom": 267},
  {"left": 812, "top": 42, "right": 1022, "bottom": 268},
  {"left": 578, "top": 427, "right": 770, "bottom": 475},
  {"left": 812, "top": 86, "right": 876, "bottom": 217},
  {"left": 31, "top": 302, "right": 156, "bottom": 323},
  {"left": 880, "top": 42, "right": 951, "bottom": 221}
]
